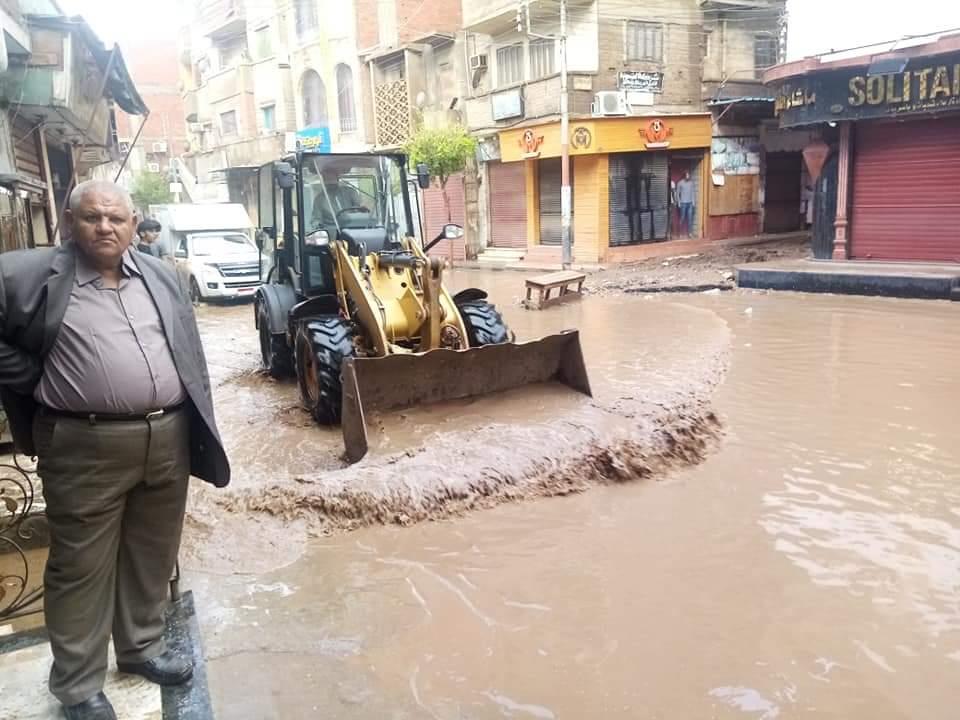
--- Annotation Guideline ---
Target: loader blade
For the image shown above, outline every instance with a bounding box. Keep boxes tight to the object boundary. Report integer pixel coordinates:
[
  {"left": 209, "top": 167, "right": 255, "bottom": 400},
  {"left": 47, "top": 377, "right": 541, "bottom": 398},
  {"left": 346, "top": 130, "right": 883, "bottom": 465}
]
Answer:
[{"left": 340, "top": 329, "right": 591, "bottom": 463}]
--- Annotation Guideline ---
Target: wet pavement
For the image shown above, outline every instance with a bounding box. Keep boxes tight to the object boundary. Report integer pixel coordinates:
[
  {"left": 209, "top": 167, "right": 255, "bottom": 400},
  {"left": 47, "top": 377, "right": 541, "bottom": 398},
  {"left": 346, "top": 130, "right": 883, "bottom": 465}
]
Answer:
[{"left": 184, "top": 275, "right": 959, "bottom": 719}]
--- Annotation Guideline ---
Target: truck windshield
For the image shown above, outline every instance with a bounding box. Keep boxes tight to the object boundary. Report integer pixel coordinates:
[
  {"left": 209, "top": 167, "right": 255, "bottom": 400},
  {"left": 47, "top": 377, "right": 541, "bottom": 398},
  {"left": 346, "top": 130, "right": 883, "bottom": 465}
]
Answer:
[
  {"left": 190, "top": 234, "right": 254, "bottom": 256},
  {"left": 301, "top": 154, "right": 410, "bottom": 238}
]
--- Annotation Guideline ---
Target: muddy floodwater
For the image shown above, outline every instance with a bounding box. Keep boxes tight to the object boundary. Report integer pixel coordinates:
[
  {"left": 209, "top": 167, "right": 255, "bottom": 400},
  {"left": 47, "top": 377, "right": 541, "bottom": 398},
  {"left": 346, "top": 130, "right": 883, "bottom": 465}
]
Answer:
[{"left": 184, "top": 275, "right": 959, "bottom": 719}]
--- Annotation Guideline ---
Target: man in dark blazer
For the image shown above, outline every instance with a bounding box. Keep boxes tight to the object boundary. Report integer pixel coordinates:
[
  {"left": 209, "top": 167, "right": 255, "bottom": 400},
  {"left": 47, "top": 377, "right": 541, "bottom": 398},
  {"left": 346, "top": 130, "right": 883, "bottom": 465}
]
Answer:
[{"left": 0, "top": 180, "right": 230, "bottom": 719}]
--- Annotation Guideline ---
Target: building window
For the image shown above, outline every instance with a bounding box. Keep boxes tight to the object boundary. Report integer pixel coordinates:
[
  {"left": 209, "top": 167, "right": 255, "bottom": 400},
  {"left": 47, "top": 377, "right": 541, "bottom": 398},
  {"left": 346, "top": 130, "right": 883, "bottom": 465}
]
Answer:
[
  {"left": 496, "top": 44, "right": 524, "bottom": 86},
  {"left": 336, "top": 64, "right": 357, "bottom": 133},
  {"left": 254, "top": 26, "right": 272, "bottom": 59},
  {"left": 220, "top": 110, "right": 238, "bottom": 136},
  {"left": 754, "top": 35, "right": 779, "bottom": 77},
  {"left": 295, "top": 0, "right": 318, "bottom": 38},
  {"left": 261, "top": 104, "right": 276, "bottom": 132},
  {"left": 301, "top": 69, "right": 328, "bottom": 127},
  {"left": 626, "top": 21, "right": 663, "bottom": 62},
  {"left": 529, "top": 38, "right": 555, "bottom": 79}
]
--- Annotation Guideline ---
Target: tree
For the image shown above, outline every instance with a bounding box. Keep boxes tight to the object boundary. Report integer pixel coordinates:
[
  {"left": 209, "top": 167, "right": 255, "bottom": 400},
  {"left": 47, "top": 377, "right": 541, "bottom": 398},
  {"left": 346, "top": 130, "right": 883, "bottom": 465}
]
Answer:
[
  {"left": 404, "top": 125, "right": 477, "bottom": 224},
  {"left": 130, "top": 171, "right": 172, "bottom": 213}
]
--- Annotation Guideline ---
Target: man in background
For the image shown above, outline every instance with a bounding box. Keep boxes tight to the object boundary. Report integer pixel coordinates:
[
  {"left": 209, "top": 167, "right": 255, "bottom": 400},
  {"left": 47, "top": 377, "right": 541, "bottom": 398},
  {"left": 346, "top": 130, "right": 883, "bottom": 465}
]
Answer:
[
  {"left": 135, "top": 218, "right": 167, "bottom": 259},
  {"left": 676, "top": 171, "right": 696, "bottom": 238}
]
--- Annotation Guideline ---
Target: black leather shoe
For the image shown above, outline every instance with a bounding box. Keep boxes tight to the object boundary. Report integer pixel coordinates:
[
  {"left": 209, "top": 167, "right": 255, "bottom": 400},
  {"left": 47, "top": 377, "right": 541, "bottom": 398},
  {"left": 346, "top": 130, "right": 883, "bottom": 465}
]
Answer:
[
  {"left": 117, "top": 650, "right": 193, "bottom": 686},
  {"left": 63, "top": 692, "right": 117, "bottom": 720}
]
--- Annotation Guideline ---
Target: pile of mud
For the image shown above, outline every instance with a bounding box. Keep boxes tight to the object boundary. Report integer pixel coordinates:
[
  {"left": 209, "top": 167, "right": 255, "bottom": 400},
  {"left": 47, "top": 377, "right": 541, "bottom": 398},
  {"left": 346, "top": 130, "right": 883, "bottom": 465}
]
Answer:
[{"left": 204, "top": 297, "right": 731, "bottom": 538}]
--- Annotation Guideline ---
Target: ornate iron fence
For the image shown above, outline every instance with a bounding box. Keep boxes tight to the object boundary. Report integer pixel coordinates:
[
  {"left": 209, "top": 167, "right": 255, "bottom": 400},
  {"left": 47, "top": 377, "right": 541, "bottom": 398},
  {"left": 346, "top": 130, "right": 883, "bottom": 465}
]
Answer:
[{"left": 0, "top": 454, "right": 46, "bottom": 621}]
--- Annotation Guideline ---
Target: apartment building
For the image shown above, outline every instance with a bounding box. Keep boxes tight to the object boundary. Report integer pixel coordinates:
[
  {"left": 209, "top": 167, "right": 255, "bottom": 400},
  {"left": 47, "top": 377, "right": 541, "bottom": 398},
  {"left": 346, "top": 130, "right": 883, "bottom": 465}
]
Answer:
[{"left": 462, "top": 0, "right": 788, "bottom": 263}]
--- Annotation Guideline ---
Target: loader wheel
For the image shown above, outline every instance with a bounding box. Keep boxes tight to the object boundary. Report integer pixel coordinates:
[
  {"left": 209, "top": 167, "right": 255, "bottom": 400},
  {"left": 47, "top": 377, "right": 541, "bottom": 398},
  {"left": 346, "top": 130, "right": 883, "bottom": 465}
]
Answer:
[
  {"left": 296, "top": 316, "right": 354, "bottom": 425},
  {"left": 457, "top": 299, "right": 511, "bottom": 346},
  {"left": 258, "top": 301, "right": 293, "bottom": 378}
]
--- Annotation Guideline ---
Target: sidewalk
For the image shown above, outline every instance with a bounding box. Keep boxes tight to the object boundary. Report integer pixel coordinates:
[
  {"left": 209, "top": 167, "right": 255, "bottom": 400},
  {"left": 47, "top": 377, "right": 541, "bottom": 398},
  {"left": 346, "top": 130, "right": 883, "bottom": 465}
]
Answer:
[
  {"left": 459, "top": 231, "right": 810, "bottom": 273},
  {"left": 737, "top": 258, "right": 960, "bottom": 300}
]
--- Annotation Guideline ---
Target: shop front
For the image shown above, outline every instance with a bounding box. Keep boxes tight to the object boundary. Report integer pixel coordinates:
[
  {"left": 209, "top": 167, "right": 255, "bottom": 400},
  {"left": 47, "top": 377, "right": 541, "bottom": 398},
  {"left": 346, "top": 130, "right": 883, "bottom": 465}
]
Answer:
[
  {"left": 497, "top": 114, "right": 712, "bottom": 263},
  {"left": 768, "top": 36, "right": 960, "bottom": 262}
]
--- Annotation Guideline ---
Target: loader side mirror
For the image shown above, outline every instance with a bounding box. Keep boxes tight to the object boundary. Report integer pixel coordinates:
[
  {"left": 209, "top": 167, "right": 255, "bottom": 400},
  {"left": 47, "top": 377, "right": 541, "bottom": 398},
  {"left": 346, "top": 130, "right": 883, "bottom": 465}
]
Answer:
[
  {"left": 255, "top": 229, "right": 268, "bottom": 250},
  {"left": 416, "top": 163, "right": 430, "bottom": 189},
  {"left": 275, "top": 162, "right": 296, "bottom": 189},
  {"left": 443, "top": 223, "right": 463, "bottom": 239}
]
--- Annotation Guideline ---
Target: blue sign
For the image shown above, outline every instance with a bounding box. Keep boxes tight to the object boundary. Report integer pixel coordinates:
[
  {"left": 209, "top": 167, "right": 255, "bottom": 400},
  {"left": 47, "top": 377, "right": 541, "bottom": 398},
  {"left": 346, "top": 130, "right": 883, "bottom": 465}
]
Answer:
[{"left": 295, "top": 125, "right": 331, "bottom": 153}]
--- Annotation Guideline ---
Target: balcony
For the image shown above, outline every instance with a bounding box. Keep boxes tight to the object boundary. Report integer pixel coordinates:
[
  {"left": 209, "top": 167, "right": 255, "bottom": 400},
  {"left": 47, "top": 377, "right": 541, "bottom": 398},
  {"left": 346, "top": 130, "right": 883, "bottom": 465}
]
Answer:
[
  {"left": 205, "top": 64, "right": 254, "bottom": 104},
  {"left": 183, "top": 89, "right": 200, "bottom": 123},
  {"left": 373, "top": 79, "right": 412, "bottom": 147},
  {"left": 200, "top": 0, "right": 246, "bottom": 42}
]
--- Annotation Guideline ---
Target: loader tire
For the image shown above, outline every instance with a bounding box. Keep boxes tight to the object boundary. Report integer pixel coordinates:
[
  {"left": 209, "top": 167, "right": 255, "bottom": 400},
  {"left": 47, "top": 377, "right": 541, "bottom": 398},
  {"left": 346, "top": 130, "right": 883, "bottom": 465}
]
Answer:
[
  {"left": 296, "top": 316, "right": 354, "bottom": 425},
  {"left": 457, "top": 299, "right": 511, "bottom": 347},
  {"left": 258, "top": 301, "right": 293, "bottom": 378}
]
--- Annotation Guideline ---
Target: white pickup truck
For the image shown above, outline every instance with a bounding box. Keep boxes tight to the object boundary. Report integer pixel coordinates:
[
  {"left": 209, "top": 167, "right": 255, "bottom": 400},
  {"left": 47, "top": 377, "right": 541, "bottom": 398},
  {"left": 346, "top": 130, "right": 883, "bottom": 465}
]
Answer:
[{"left": 150, "top": 203, "right": 264, "bottom": 302}]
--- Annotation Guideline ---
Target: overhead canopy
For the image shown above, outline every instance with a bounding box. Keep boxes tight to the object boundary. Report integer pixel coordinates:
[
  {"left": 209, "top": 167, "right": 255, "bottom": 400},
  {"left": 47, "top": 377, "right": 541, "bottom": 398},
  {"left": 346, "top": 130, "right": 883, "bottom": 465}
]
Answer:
[{"left": 26, "top": 14, "right": 148, "bottom": 116}]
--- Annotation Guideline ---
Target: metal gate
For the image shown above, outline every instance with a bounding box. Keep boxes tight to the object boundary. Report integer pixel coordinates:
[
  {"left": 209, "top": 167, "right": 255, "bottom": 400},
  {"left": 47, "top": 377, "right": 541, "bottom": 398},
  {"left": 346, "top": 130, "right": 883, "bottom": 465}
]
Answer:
[
  {"left": 812, "top": 153, "right": 838, "bottom": 260},
  {"left": 538, "top": 157, "right": 573, "bottom": 245},
  {"left": 609, "top": 152, "right": 669, "bottom": 245},
  {"left": 850, "top": 117, "right": 960, "bottom": 262},
  {"left": 488, "top": 161, "right": 526, "bottom": 248},
  {"left": 421, "top": 172, "right": 466, "bottom": 261}
]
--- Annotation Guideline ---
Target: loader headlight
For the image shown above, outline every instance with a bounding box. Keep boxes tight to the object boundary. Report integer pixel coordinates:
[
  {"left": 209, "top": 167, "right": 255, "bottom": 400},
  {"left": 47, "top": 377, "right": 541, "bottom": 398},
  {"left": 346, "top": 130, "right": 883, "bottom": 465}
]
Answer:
[
  {"left": 440, "top": 324, "right": 463, "bottom": 349},
  {"left": 305, "top": 229, "right": 329, "bottom": 246}
]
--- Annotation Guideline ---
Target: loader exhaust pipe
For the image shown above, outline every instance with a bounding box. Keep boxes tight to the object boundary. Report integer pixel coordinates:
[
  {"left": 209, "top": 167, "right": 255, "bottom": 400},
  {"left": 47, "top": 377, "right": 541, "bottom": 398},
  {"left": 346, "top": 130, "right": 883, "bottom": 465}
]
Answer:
[{"left": 340, "top": 330, "right": 591, "bottom": 463}]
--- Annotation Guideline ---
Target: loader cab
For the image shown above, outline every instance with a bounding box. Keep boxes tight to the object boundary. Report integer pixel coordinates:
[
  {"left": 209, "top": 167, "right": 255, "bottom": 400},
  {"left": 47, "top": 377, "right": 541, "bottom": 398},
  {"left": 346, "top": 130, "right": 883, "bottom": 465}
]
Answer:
[{"left": 257, "top": 152, "right": 418, "bottom": 299}]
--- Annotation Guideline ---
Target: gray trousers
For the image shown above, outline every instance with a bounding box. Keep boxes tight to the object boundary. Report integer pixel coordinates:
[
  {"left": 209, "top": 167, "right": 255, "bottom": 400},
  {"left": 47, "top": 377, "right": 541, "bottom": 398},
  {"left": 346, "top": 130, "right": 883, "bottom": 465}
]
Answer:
[{"left": 33, "top": 408, "right": 190, "bottom": 706}]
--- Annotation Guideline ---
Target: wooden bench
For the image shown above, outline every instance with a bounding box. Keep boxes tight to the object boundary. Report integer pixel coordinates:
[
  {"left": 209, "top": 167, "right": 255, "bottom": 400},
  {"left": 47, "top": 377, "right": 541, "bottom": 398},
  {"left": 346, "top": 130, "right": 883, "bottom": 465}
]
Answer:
[{"left": 524, "top": 270, "right": 587, "bottom": 309}]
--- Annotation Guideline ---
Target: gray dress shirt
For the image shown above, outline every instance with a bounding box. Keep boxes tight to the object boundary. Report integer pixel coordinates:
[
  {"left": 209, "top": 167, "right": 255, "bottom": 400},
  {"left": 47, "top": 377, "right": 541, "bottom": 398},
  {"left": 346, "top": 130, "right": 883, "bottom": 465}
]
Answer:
[{"left": 34, "top": 249, "right": 186, "bottom": 414}]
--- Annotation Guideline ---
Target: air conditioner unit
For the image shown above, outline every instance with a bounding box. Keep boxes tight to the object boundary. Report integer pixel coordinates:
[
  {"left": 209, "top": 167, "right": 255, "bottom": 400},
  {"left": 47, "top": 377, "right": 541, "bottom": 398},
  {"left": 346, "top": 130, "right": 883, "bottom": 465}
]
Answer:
[
  {"left": 148, "top": 162, "right": 161, "bottom": 173},
  {"left": 469, "top": 54, "right": 488, "bottom": 71},
  {"left": 592, "top": 90, "right": 628, "bottom": 117},
  {"left": 151, "top": 141, "right": 168, "bottom": 153}
]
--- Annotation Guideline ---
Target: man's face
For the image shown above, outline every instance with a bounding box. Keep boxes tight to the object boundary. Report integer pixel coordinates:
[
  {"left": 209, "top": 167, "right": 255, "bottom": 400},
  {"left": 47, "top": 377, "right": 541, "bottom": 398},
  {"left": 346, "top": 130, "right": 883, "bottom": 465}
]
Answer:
[
  {"left": 683, "top": 171, "right": 690, "bottom": 180},
  {"left": 140, "top": 229, "right": 160, "bottom": 244},
  {"left": 67, "top": 190, "right": 135, "bottom": 267}
]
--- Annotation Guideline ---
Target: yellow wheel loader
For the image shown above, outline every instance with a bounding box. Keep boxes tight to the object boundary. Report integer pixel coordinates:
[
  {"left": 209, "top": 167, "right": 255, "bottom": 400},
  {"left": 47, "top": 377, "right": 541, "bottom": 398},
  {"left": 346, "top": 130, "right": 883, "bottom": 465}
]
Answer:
[{"left": 253, "top": 152, "right": 591, "bottom": 462}]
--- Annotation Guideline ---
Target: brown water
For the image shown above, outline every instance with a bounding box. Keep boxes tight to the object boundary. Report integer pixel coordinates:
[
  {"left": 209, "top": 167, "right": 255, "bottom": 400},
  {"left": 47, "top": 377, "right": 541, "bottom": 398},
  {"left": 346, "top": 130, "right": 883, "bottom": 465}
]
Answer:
[{"left": 186, "top": 281, "right": 960, "bottom": 719}]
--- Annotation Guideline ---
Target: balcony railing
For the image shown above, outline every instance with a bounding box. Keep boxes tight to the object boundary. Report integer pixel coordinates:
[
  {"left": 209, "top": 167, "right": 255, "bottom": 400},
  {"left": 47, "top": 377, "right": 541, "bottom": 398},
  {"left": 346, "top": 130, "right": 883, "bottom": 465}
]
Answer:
[
  {"left": 374, "top": 80, "right": 411, "bottom": 147},
  {"left": 200, "top": 0, "right": 246, "bottom": 41}
]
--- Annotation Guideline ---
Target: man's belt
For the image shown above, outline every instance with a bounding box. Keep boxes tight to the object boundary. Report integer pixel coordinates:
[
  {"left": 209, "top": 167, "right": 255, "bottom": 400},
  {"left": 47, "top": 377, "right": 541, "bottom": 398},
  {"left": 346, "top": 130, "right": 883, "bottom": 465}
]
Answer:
[{"left": 40, "top": 403, "right": 184, "bottom": 423}]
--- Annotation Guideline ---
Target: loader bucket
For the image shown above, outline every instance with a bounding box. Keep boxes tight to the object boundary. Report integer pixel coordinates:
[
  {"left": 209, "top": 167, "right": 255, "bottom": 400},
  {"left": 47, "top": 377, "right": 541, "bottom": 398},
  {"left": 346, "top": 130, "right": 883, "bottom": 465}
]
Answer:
[{"left": 340, "top": 330, "right": 592, "bottom": 463}]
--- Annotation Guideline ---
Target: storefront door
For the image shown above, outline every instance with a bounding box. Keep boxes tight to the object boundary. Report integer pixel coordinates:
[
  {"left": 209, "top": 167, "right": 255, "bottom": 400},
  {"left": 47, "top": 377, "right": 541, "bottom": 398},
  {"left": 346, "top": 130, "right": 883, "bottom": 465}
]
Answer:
[
  {"left": 609, "top": 152, "right": 669, "bottom": 245},
  {"left": 488, "top": 161, "right": 527, "bottom": 249},
  {"left": 538, "top": 157, "right": 573, "bottom": 245}
]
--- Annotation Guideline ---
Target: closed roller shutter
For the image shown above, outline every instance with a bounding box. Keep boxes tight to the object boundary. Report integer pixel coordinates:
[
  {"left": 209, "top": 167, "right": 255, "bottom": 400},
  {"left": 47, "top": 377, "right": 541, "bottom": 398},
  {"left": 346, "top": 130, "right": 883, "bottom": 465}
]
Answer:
[
  {"left": 850, "top": 116, "right": 960, "bottom": 262},
  {"left": 488, "top": 161, "right": 526, "bottom": 248},
  {"left": 421, "top": 172, "right": 466, "bottom": 261},
  {"left": 538, "top": 157, "right": 574, "bottom": 245},
  {"left": 609, "top": 152, "right": 668, "bottom": 245}
]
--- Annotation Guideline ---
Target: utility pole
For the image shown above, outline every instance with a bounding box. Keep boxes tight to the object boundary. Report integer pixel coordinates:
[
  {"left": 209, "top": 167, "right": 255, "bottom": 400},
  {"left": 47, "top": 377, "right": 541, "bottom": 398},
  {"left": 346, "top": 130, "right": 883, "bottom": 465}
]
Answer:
[
  {"left": 558, "top": 0, "right": 571, "bottom": 268},
  {"left": 521, "top": 0, "right": 571, "bottom": 267}
]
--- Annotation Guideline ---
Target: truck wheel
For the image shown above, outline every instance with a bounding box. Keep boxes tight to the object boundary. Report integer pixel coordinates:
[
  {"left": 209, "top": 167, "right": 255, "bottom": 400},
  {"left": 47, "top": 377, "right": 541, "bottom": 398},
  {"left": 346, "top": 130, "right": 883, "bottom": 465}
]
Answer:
[
  {"left": 457, "top": 299, "right": 512, "bottom": 346},
  {"left": 295, "top": 316, "right": 354, "bottom": 425},
  {"left": 257, "top": 301, "right": 293, "bottom": 378},
  {"left": 189, "top": 277, "right": 203, "bottom": 305}
]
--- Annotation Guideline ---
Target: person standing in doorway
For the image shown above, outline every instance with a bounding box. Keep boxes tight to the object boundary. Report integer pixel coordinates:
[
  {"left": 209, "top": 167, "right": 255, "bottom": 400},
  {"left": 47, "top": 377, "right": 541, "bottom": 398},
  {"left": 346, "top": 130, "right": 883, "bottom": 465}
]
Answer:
[
  {"left": 0, "top": 180, "right": 230, "bottom": 719},
  {"left": 676, "top": 170, "right": 696, "bottom": 238}
]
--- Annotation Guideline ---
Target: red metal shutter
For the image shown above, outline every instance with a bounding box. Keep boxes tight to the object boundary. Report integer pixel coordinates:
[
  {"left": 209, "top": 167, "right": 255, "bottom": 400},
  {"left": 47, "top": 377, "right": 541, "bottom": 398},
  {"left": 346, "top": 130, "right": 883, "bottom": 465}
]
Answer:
[
  {"left": 850, "top": 116, "right": 960, "bottom": 262},
  {"left": 488, "top": 160, "right": 527, "bottom": 248},
  {"left": 421, "top": 172, "right": 466, "bottom": 261}
]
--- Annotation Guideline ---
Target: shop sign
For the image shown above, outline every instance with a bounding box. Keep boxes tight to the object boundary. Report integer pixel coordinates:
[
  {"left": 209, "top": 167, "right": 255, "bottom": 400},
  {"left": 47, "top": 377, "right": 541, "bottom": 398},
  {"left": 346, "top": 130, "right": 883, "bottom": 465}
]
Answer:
[
  {"left": 773, "top": 50, "right": 960, "bottom": 126},
  {"left": 618, "top": 70, "right": 663, "bottom": 93},
  {"left": 519, "top": 129, "right": 544, "bottom": 158},
  {"left": 296, "top": 125, "right": 331, "bottom": 153},
  {"left": 571, "top": 126, "right": 592, "bottom": 150},
  {"left": 641, "top": 118, "right": 673, "bottom": 149},
  {"left": 492, "top": 89, "right": 524, "bottom": 121}
]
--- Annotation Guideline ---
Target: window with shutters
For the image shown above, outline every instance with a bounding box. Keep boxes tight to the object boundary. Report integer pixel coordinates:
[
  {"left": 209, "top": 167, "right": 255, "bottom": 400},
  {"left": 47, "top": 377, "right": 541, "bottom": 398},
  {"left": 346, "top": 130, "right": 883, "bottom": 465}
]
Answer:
[
  {"left": 220, "top": 110, "right": 237, "bottom": 136},
  {"left": 496, "top": 44, "right": 524, "bottom": 87},
  {"left": 626, "top": 21, "right": 663, "bottom": 62},
  {"left": 261, "top": 104, "right": 276, "bottom": 132},
  {"left": 754, "top": 35, "right": 778, "bottom": 78},
  {"left": 336, "top": 64, "right": 357, "bottom": 133},
  {"left": 254, "top": 26, "right": 272, "bottom": 60},
  {"left": 529, "top": 38, "right": 555, "bottom": 79},
  {"left": 295, "top": 0, "right": 317, "bottom": 38}
]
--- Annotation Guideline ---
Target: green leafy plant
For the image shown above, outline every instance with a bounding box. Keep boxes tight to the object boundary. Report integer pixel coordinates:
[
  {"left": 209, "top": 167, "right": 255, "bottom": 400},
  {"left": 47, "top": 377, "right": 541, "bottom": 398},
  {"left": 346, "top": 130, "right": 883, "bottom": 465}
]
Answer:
[
  {"left": 130, "top": 171, "right": 172, "bottom": 211},
  {"left": 405, "top": 125, "right": 477, "bottom": 222}
]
